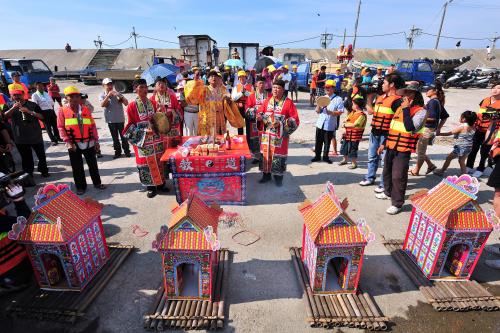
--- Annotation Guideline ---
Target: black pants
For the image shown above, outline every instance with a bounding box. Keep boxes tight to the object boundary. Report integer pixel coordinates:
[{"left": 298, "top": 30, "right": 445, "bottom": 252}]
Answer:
[
  {"left": 16, "top": 142, "right": 48, "bottom": 176},
  {"left": 314, "top": 127, "right": 334, "bottom": 159},
  {"left": 108, "top": 122, "right": 130, "bottom": 155},
  {"left": 40, "top": 109, "right": 61, "bottom": 143},
  {"left": 237, "top": 106, "right": 245, "bottom": 135},
  {"left": 466, "top": 131, "right": 486, "bottom": 169},
  {"left": 383, "top": 149, "right": 411, "bottom": 208},
  {"left": 68, "top": 146, "right": 102, "bottom": 190}
]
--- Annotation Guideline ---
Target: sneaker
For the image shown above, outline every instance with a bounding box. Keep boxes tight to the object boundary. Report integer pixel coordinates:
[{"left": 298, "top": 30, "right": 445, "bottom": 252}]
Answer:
[
  {"left": 386, "top": 206, "right": 402, "bottom": 215},
  {"left": 472, "top": 170, "right": 483, "bottom": 178},
  {"left": 374, "top": 186, "right": 385, "bottom": 193},
  {"left": 41, "top": 172, "right": 50, "bottom": 178},
  {"left": 466, "top": 167, "right": 474, "bottom": 175},
  {"left": 125, "top": 152, "right": 132, "bottom": 157},
  {"left": 322, "top": 158, "right": 333, "bottom": 164},
  {"left": 483, "top": 167, "right": 493, "bottom": 177},
  {"left": 359, "top": 179, "right": 374, "bottom": 186},
  {"left": 484, "top": 259, "right": 500, "bottom": 269},
  {"left": 484, "top": 245, "right": 500, "bottom": 255},
  {"left": 348, "top": 164, "right": 357, "bottom": 170},
  {"left": 113, "top": 154, "right": 122, "bottom": 159},
  {"left": 311, "top": 157, "right": 321, "bottom": 162},
  {"left": 338, "top": 161, "right": 348, "bottom": 166},
  {"left": 76, "top": 188, "right": 86, "bottom": 195},
  {"left": 375, "top": 192, "right": 389, "bottom": 200},
  {"left": 147, "top": 189, "right": 157, "bottom": 198}
]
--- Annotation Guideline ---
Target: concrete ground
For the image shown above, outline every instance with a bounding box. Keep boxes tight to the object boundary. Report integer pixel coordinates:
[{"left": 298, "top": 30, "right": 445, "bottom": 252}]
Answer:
[{"left": 2, "top": 83, "right": 499, "bottom": 333}]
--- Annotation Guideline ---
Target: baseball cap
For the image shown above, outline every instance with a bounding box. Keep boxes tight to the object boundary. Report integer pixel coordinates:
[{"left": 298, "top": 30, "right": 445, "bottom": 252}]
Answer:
[{"left": 102, "top": 78, "right": 113, "bottom": 85}]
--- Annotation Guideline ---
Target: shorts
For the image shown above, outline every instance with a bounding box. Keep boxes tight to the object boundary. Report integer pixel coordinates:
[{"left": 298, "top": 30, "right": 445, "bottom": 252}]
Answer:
[
  {"left": 452, "top": 145, "right": 472, "bottom": 157},
  {"left": 316, "top": 87, "right": 325, "bottom": 97},
  {"left": 340, "top": 140, "right": 359, "bottom": 158},
  {"left": 487, "top": 156, "right": 499, "bottom": 189},
  {"left": 310, "top": 88, "right": 316, "bottom": 96}
]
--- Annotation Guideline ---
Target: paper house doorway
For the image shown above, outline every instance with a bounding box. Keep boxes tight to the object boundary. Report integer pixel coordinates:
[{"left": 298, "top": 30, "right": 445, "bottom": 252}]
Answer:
[
  {"left": 176, "top": 263, "right": 200, "bottom": 297},
  {"left": 444, "top": 244, "right": 471, "bottom": 277},
  {"left": 41, "top": 253, "right": 68, "bottom": 289},
  {"left": 325, "top": 257, "right": 349, "bottom": 291}
]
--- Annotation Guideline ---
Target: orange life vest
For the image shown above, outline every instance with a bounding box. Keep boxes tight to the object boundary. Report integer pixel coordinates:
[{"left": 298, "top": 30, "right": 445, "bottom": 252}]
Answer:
[
  {"left": 0, "top": 233, "right": 27, "bottom": 275},
  {"left": 476, "top": 97, "right": 500, "bottom": 132},
  {"left": 344, "top": 111, "right": 367, "bottom": 142},
  {"left": 61, "top": 106, "right": 95, "bottom": 143},
  {"left": 386, "top": 105, "right": 425, "bottom": 153},
  {"left": 371, "top": 94, "right": 401, "bottom": 132},
  {"left": 0, "top": 94, "right": 6, "bottom": 110}
]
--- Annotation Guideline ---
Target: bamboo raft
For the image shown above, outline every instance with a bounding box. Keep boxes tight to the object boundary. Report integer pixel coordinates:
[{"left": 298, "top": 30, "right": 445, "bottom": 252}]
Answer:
[
  {"left": 6, "top": 244, "right": 134, "bottom": 323},
  {"left": 143, "top": 249, "right": 230, "bottom": 331},
  {"left": 290, "top": 247, "right": 389, "bottom": 331},
  {"left": 383, "top": 239, "right": 500, "bottom": 312}
]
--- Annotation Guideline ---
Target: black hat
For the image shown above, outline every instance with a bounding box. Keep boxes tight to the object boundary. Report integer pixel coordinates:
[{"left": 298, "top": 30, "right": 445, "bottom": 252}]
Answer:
[
  {"left": 403, "top": 81, "right": 421, "bottom": 92},
  {"left": 80, "top": 93, "right": 89, "bottom": 99},
  {"left": 256, "top": 75, "right": 266, "bottom": 82},
  {"left": 133, "top": 78, "right": 147, "bottom": 88},
  {"left": 208, "top": 70, "right": 219, "bottom": 78},
  {"left": 273, "top": 79, "right": 286, "bottom": 88},
  {"left": 155, "top": 76, "right": 167, "bottom": 84}
]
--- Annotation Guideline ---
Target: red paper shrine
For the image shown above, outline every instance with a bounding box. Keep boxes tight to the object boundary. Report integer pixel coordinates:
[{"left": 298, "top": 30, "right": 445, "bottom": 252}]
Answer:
[
  {"left": 14, "top": 184, "right": 109, "bottom": 291},
  {"left": 403, "top": 175, "right": 494, "bottom": 280},
  {"left": 153, "top": 194, "right": 223, "bottom": 300},
  {"left": 299, "top": 182, "right": 371, "bottom": 294}
]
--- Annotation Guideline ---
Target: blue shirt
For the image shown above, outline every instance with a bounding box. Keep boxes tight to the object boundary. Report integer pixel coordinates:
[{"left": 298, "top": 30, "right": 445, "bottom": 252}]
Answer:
[
  {"left": 331, "top": 74, "right": 344, "bottom": 91},
  {"left": 316, "top": 94, "right": 344, "bottom": 131}
]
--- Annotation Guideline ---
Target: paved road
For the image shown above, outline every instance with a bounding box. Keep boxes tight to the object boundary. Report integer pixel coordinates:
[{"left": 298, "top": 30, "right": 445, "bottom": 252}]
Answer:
[{"left": 2, "top": 83, "right": 499, "bottom": 333}]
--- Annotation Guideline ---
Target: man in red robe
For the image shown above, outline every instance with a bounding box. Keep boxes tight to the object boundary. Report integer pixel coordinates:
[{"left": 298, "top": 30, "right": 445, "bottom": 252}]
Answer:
[
  {"left": 257, "top": 79, "right": 300, "bottom": 186},
  {"left": 245, "top": 76, "right": 269, "bottom": 163},
  {"left": 123, "top": 79, "right": 169, "bottom": 198}
]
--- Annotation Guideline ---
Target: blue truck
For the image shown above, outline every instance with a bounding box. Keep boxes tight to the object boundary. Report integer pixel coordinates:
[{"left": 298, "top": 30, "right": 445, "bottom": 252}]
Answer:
[
  {"left": 0, "top": 58, "right": 53, "bottom": 93},
  {"left": 395, "top": 59, "right": 435, "bottom": 86}
]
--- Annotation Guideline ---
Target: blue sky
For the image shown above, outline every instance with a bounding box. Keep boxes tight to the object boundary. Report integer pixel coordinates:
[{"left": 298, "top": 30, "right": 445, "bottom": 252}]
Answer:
[{"left": 1, "top": 0, "right": 498, "bottom": 49}]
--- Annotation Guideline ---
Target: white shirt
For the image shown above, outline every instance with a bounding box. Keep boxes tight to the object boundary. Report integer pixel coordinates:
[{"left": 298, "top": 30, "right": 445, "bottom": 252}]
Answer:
[
  {"left": 281, "top": 73, "right": 292, "bottom": 90},
  {"left": 176, "top": 73, "right": 184, "bottom": 83},
  {"left": 31, "top": 91, "right": 54, "bottom": 110}
]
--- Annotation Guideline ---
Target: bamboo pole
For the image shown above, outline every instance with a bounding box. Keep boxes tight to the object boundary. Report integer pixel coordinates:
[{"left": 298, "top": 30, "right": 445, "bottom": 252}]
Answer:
[
  {"left": 318, "top": 296, "right": 332, "bottom": 327},
  {"left": 294, "top": 248, "right": 321, "bottom": 326},
  {"left": 290, "top": 248, "right": 315, "bottom": 323},
  {"left": 198, "top": 301, "right": 208, "bottom": 329},
  {"left": 164, "top": 300, "right": 177, "bottom": 329},
  {"left": 180, "top": 300, "right": 191, "bottom": 328},
  {"left": 173, "top": 300, "right": 185, "bottom": 328},
  {"left": 363, "top": 292, "right": 387, "bottom": 330},
  {"left": 358, "top": 293, "right": 377, "bottom": 331},
  {"left": 156, "top": 297, "right": 170, "bottom": 331},
  {"left": 191, "top": 300, "right": 202, "bottom": 329},
  {"left": 144, "top": 282, "right": 165, "bottom": 328},
  {"left": 217, "top": 250, "right": 229, "bottom": 328},
  {"left": 353, "top": 294, "right": 368, "bottom": 329},
  {"left": 340, "top": 294, "right": 356, "bottom": 328}
]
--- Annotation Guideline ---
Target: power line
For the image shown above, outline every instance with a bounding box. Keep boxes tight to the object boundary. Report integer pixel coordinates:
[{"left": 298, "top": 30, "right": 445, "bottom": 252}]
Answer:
[
  {"left": 271, "top": 36, "right": 320, "bottom": 46},
  {"left": 422, "top": 31, "right": 493, "bottom": 41},
  {"left": 102, "top": 35, "right": 132, "bottom": 48},
  {"left": 138, "top": 35, "right": 179, "bottom": 44}
]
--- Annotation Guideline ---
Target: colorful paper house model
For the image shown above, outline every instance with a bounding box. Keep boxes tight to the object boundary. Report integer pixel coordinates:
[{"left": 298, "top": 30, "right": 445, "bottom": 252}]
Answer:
[
  {"left": 14, "top": 184, "right": 108, "bottom": 291},
  {"left": 299, "top": 182, "right": 371, "bottom": 294},
  {"left": 403, "top": 175, "right": 494, "bottom": 280},
  {"left": 153, "top": 194, "right": 222, "bottom": 300}
]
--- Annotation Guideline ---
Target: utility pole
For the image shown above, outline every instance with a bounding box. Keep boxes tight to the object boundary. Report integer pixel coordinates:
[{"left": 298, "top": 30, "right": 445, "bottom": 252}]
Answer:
[
  {"left": 353, "top": 0, "right": 361, "bottom": 49},
  {"left": 342, "top": 28, "right": 346, "bottom": 45},
  {"left": 93, "top": 35, "right": 103, "bottom": 49},
  {"left": 132, "top": 27, "right": 138, "bottom": 49},
  {"left": 435, "top": 0, "right": 453, "bottom": 49},
  {"left": 492, "top": 33, "right": 498, "bottom": 52},
  {"left": 406, "top": 25, "right": 423, "bottom": 49}
]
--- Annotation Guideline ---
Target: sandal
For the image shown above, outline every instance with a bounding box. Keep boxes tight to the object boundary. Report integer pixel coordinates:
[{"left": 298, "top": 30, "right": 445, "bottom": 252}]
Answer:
[
  {"left": 408, "top": 170, "right": 419, "bottom": 176},
  {"left": 94, "top": 184, "right": 106, "bottom": 190},
  {"left": 338, "top": 161, "right": 348, "bottom": 166},
  {"left": 425, "top": 165, "right": 437, "bottom": 175},
  {"left": 348, "top": 164, "right": 358, "bottom": 170}
]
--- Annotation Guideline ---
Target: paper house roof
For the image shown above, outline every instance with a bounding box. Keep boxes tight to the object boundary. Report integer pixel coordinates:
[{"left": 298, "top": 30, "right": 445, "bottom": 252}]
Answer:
[
  {"left": 18, "top": 188, "right": 102, "bottom": 243},
  {"left": 159, "top": 194, "right": 222, "bottom": 251},
  {"left": 411, "top": 178, "right": 492, "bottom": 231},
  {"left": 299, "top": 183, "right": 366, "bottom": 246}
]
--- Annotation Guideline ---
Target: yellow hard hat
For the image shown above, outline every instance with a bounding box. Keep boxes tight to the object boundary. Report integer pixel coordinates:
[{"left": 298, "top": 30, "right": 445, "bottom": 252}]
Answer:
[
  {"left": 267, "top": 64, "right": 276, "bottom": 72},
  {"left": 224, "top": 66, "right": 230, "bottom": 70},
  {"left": 64, "top": 86, "right": 80, "bottom": 96},
  {"left": 377, "top": 66, "right": 384, "bottom": 70},
  {"left": 8, "top": 83, "right": 25, "bottom": 95},
  {"left": 284, "top": 65, "right": 289, "bottom": 69},
  {"left": 237, "top": 70, "right": 247, "bottom": 77},
  {"left": 325, "top": 79, "right": 336, "bottom": 87},
  {"left": 292, "top": 65, "right": 298, "bottom": 69}
]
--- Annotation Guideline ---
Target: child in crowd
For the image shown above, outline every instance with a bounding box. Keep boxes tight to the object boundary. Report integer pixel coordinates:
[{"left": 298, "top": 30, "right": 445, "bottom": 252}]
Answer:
[
  {"left": 434, "top": 111, "right": 477, "bottom": 176},
  {"left": 338, "top": 97, "right": 367, "bottom": 169}
]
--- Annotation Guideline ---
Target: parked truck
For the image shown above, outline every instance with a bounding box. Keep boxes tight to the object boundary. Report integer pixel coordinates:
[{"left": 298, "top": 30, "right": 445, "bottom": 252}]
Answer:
[
  {"left": 179, "top": 35, "right": 216, "bottom": 68},
  {"left": 1, "top": 58, "right": 53, "bottom": 94},
  {"left": 227, "top": 43, "right": 259, "bottom": 69},
  {"left": 282, "top": 52, "right": 306, "bottom": 67},
  {"left": 395, "top": 59, "right": 435, "bottom": 86},
  {"left": 296, "top": 61, "right": 347, "bottom": 90},
  {"left": 81, "top": 55, "right": 179, "bottom": 93}
]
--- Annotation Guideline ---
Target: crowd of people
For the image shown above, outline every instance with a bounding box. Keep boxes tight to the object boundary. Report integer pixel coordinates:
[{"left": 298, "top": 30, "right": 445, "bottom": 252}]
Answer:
[{"left": 0, "top": 62, "right": 499, "bottom": 288}]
